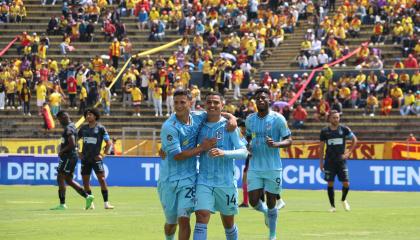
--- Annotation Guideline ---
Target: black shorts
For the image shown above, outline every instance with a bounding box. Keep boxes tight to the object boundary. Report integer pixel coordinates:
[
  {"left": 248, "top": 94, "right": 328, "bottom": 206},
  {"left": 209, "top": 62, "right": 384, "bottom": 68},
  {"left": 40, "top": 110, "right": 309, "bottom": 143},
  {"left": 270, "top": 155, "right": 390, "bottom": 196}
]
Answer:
[
  {"left": 57, "top": 153, "right": 78, "bottom": 175},
  {"left": 324, "top": 160, "right": 349, "bottom": 182},
  {"left": 81, "top": 159, "right": 105, "bottom": 175}
]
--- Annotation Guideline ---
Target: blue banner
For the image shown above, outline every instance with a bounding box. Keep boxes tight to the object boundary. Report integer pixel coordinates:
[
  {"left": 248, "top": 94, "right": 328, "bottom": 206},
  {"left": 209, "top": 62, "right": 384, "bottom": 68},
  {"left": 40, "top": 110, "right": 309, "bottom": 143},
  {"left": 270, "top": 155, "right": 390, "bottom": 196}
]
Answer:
[{"left": 1, "top": 155, "right": 419, "bottom": 191}]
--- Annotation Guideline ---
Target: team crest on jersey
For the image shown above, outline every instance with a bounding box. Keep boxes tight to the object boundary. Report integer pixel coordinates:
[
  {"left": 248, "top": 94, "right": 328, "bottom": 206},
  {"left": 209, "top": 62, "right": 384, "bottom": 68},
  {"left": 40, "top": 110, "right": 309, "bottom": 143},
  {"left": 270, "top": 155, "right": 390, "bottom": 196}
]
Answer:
[
  {"left": 182, "top": 139, "right": 189, "bottom": 146},
  {"left": 338, "top": 128, "right": 343, "bottom": 135},
  {"left": 167, "top": 135, "right": 173, "bottom": 141},
  {"left": 94, "top": 127, "right": 98, "bottom": 134},
  {"left": 251, "top": 132, "right": 256, "bottom": 139},
  {"left": 265, "top": 123, "right": 272, "bottom": 131},
  {"left": 216, "top": 130, "right": 223, "bottom": 140}
]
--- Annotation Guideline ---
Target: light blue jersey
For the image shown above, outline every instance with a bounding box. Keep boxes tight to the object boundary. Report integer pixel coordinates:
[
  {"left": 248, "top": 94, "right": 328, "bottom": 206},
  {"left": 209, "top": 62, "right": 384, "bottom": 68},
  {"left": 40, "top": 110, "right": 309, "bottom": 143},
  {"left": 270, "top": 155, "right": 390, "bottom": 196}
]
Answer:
[
  {"left": 245, "top": 111, "right": 291, "bottom": 171},
  {"left": 197, "top": 117, "right": 247, "bottom": 187},
  {"left": 160, "top": 111, "right": 207, "bottom": 182}
]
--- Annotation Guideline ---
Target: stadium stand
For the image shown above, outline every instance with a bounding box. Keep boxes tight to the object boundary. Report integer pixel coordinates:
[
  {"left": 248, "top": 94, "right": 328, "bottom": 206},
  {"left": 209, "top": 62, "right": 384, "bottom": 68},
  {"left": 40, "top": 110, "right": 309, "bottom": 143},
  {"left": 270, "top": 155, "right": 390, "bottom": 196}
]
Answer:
[{"left": 0, "top": 0, "right": 419, "bottom": 145}]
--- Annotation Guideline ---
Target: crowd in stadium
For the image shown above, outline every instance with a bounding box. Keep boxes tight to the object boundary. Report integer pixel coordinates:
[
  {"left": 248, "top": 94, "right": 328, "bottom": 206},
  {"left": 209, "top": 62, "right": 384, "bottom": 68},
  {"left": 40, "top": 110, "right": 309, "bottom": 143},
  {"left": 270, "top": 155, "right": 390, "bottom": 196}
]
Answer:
[{"left": 0, "top": 0, "right": 419, "bottom": 128}]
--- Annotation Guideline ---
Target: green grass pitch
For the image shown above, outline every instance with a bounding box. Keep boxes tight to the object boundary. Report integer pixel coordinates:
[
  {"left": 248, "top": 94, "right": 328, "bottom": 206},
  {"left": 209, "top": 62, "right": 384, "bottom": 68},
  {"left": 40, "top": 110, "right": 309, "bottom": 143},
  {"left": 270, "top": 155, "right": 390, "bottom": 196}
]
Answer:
[{"left": 1, "top": 186, "right": 419, "bottom": 240}]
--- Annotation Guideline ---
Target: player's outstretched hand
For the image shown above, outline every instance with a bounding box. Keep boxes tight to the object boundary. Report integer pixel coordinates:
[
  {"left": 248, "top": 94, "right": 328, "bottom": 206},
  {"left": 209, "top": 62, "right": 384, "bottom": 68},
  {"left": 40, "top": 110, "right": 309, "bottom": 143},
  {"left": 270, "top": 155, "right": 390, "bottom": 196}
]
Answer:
[
  {"left": 200, "top": 138, "right": 217, "bottom": 151},
  {"left": 209, "top": 148, "right": 224, "bottom": 158}
]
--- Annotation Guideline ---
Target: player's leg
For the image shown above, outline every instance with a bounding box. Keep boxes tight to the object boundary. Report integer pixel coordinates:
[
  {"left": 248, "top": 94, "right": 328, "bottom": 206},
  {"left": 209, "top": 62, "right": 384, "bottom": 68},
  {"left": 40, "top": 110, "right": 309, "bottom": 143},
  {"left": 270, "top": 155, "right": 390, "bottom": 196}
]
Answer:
[
  {"left": 193, "top": 210, "right": 211, "bottom": 240},
  {"left": 338, "top": 161, "right": 351, "bottom": 211},
  {"left": 177, "top": 177, "right": 196, "bottom": 240},
  {"left": 193, "top": 184, "right": 214, "bottom": 240},
  {"left": 239, "top": 171, "right": 248, "bottom": 207},
  {"left": 81, "top": 161, "right": 96, "bottom": 209},
  {"left": 275, "top": 194, "right": 286, "bottom": 209},
  {"left": 51, "top": 156, "right": 69, "bottom": 210},
  {"left": 164, "top": 223, "right": 177, "bottom": 240},
  {"left": 247, "top": 171, "right": 268, "bottom": 227},
  {"left": 51, "top": 172, "right": 67, "bottom": 210},
  {"left": 220, "top": 215, "right": 238, "bottom": 240},
  {"left": 158, "top": 181, "right": 178, "bottom": 240},
  {"left": 216, "top": 187, "right": 239, "bottom": 240},
  {"left": 324, "top": 160, "right": 336, "bottom": 211},
  {"left": 264, "top": 170, "right": 283, "bottom": 240},
  {"left": 93, "top": 160, "right": 114, "bottom": 209},
  {"left": 63, "top": 155, "right": 94, "bottom": 209}
]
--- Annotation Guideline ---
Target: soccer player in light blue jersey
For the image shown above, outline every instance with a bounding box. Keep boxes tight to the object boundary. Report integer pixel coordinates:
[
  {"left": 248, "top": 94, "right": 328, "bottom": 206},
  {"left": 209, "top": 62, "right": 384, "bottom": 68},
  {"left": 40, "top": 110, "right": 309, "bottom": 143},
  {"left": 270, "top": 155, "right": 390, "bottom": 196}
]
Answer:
[
  {"left": 159, "top": 89, "right": 237, "bottom": 240},
  {"left": 245, "top": 88, "right": 292, "bottom": 240},
  {"left": 193, "top": 92, "right": 248, "bottom": 240}
]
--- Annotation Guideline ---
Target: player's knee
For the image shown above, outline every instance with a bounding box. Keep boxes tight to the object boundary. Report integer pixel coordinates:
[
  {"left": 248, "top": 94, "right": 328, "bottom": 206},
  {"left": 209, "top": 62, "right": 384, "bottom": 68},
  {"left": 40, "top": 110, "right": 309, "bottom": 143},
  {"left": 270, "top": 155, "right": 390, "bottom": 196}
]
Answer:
[
  {"left": 177, "top": 208, "right": 193, "bottom": 220},
  {"left": 327, "top": 181, "right": 334, "bottom": 187},
  {"left": 343, "top": 181, "right": 350, "bottom": 187},
  {"left": 164, "top": 223, "right": 177, "bottom": 235},
  {"left": 195, "top": 210, "right": 210, "bottom": 224},
  {"left": 165, "top": 214, "right": 178, "bottom": 225}
]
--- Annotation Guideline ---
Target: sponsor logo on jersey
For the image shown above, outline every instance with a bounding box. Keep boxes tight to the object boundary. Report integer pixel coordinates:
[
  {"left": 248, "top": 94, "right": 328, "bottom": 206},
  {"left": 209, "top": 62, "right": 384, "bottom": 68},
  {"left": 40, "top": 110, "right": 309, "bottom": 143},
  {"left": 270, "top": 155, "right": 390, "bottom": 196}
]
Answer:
[
  {"left": 327, "top": 138, "right": 343, "bottom": 145},
  {"left": 83, "top": 137, "right": 98, "bottom": 144}
]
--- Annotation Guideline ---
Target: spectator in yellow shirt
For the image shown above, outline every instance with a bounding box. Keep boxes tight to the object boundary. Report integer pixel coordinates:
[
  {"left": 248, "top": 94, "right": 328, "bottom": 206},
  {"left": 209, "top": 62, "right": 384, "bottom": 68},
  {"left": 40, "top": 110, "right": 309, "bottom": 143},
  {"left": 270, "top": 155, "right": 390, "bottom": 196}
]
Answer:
[
  {"left": 49, "top": 89, "right": 62, "bottom": 116},
  {"left": 400, "top": 90, "right": 415, "bottom": 115},
  {"left": 365, "top": 93, "right": 378, "bottom": 116},
  {"left": 390, "top": 85, "right": 403, "bottom": 108},
  {"left": 6, "top": 78, "right": 17, "bottom": 109},
  {"left": 131, "top": 85, "right": 142, "bottom": 117},
  {"left": 78, "top": 85, "right": 87, "bottom": 114},
  {"left": 100, "top": 84, "right": 111, "bottom": 116}
]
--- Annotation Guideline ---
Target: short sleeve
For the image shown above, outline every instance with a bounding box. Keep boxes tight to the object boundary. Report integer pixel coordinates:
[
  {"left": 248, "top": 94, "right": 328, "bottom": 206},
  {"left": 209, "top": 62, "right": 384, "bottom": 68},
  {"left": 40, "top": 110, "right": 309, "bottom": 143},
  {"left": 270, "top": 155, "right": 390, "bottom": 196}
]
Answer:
[
  {"left": 191, "top": 111, "right": 207, "bottom": 125},
  {"left": 102, "top": 126, "right": 110, "bottom": 141},
  {"left": 276, "top": 115, "right": 291, "bottom": 138},
  {"left": 320, "top": 129, "right": 326, "bottom": 141},
  {"left": 344, "top": 126, "right": 354, "bottom": 139},
  {"left": 161, "top": 125, "right": 181, "bottom": 155}
]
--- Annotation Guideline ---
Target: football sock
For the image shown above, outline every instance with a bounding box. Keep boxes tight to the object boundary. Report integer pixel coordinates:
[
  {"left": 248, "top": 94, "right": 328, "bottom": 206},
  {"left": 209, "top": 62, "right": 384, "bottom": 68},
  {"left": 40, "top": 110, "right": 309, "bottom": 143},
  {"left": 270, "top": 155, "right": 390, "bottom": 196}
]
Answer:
[
  {"left": 76, "top": 187, "right": 88, "bottom": 198},
  {"left": 193, "top": 223, "right": 207, "bottom": 240},
  {"left": 101, "top": 190, "right": 109, "bottom": 202},
  {"left": 225, "top": 224, "right": 238, "bottom": 240},
  {"left": 267, "top": 208, "right": 278, "bottom": 238},
  {"left": 242, "top": 182, "right": 248, "bottom": 204},
  {"left": 253, "top": 200, "right": 268, "bottom": 214},
  {"left": 58, "top": 189, "right": 66, "bottom": 204},
  {"left": 327, "top": 186, "right": 335, "bottom": 207},
  {"left": 342, "top": 186, "right": 349, "bottom": 201},
  {"left": 165, "top": 234, "right": 175, "bottom": 240}
]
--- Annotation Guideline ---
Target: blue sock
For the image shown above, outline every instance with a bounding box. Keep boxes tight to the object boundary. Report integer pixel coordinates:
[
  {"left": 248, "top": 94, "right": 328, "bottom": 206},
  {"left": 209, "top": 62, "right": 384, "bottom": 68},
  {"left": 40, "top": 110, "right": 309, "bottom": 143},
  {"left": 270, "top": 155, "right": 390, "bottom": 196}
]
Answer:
[
  {"left": 193, "top": 223, "right": 208, "bottom": 240},
  {"left": 253, "top": 200, "right": 268, "bottom": 214},
  {"left": 165, "top": 234, "right": 175, "bottom": 240},
  {"left": 267, "top": 208, "right": 278, "bottom": 238},
  {"left": 225, "top": 224, "right": 238, "bottom": 240}
]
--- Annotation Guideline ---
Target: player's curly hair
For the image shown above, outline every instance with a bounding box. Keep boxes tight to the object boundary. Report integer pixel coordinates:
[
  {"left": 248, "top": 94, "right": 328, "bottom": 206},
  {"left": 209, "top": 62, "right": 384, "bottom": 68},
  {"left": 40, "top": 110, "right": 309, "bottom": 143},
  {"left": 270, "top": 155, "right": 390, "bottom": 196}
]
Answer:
[
  {"left": 254, "top": 87, "right": 271, "bottom": 97},
  {"left": 84, "top": 108, "right": 101, "bottom": 120}
]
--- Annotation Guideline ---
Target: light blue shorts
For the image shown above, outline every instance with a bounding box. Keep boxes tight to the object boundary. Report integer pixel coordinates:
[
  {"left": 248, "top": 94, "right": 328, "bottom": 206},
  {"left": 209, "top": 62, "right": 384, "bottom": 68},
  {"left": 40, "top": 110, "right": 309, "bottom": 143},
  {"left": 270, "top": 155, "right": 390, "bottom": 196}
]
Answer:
[
  {"left": 247, "top": 170, "right": 283, "bottom": 194},
  {"left": 157, "top": 176, "right": 196, "bottom": 224},
  {"left": 195, "top": 184, "right": 238, "bottom": 216}
]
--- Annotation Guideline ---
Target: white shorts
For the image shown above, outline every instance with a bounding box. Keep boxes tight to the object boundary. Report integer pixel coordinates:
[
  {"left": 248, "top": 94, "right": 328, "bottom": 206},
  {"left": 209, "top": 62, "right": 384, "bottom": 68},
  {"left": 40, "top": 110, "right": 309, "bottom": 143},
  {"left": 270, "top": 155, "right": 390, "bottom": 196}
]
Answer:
[{"left": 37, "top": 99, "right": 45, "bottom": 107}]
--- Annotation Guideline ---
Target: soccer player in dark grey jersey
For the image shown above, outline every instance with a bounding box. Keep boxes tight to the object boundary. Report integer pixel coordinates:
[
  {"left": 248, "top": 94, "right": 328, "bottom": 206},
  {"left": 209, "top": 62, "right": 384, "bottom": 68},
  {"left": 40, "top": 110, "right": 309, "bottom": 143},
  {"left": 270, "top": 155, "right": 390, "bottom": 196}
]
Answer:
[
  {"left": 319, "top": 110, "right": 358, "bottom": 212},
  {"left": 51, "top": 111, "right": 94, "bottom": 210},
  {"left": 78, "top": 108, "right": 113, "bottom": 209}
]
